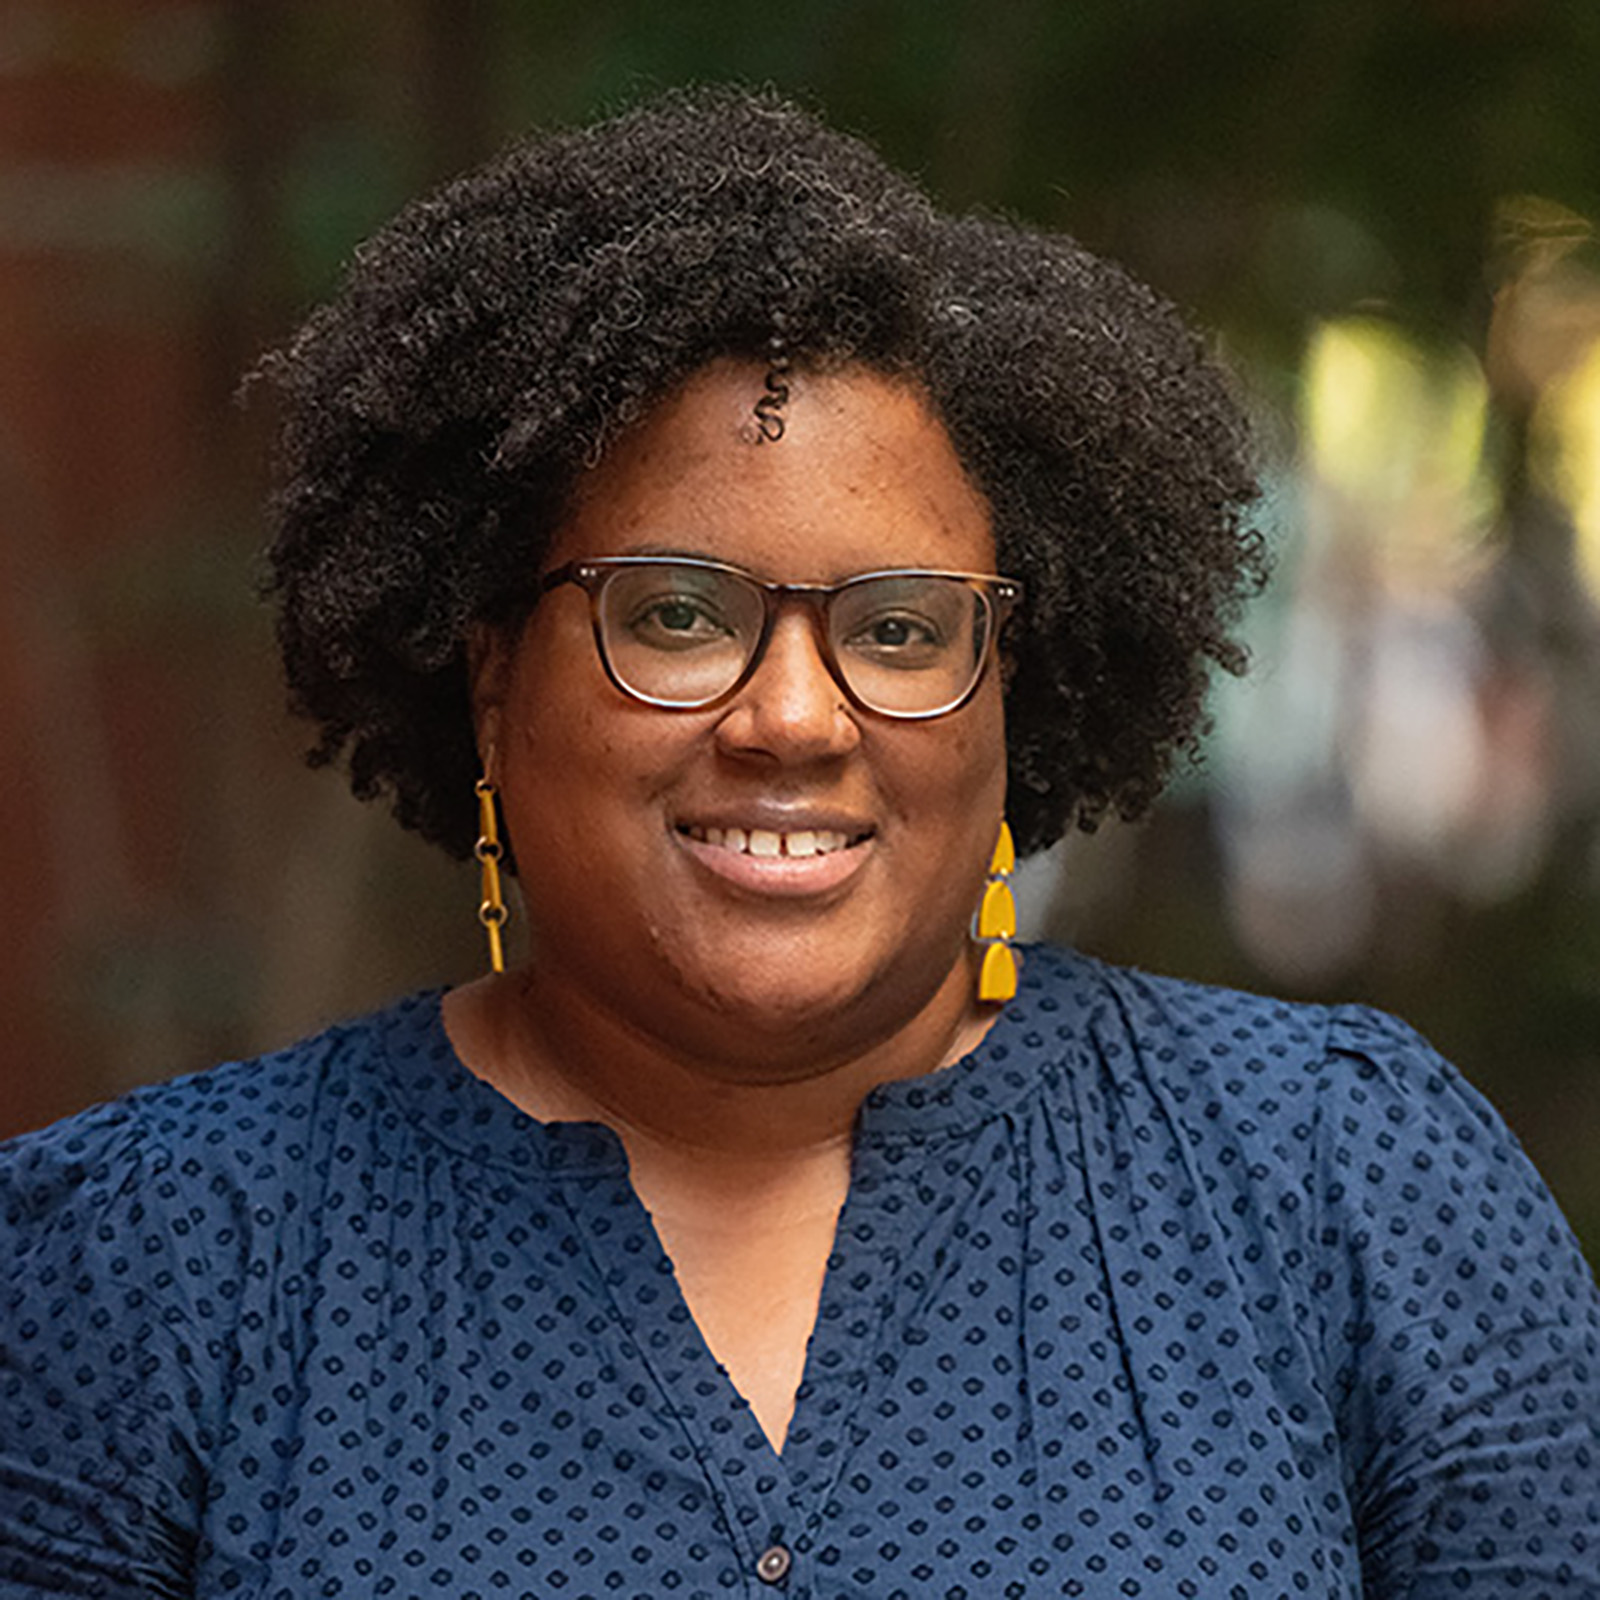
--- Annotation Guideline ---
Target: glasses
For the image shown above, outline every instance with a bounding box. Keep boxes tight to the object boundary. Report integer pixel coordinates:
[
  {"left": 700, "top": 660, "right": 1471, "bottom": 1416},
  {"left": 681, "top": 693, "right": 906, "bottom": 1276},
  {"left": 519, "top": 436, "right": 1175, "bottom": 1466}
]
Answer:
[{"left": 538, "top": 556, "right": 1023, "bottom": 720}]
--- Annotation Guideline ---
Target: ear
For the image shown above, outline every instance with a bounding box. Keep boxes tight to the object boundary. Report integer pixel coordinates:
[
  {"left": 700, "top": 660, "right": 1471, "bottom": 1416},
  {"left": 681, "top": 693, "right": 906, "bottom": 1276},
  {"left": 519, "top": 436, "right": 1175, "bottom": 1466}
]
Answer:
[{"left": 466, "top": 623, "right": 514, "bottom": 775}]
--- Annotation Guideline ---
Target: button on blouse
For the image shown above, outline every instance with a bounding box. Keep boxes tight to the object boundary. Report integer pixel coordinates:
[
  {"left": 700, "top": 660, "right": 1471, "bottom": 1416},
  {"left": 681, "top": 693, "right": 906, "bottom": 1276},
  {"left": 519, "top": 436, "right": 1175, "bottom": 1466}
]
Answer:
[{"left": 755, "top": 1543, "right": 792, "bottom": 1584}]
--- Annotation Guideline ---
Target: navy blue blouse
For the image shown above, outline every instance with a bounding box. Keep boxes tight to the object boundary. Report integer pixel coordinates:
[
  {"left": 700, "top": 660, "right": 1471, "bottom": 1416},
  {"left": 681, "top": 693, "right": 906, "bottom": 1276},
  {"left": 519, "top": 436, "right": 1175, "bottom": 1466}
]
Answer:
[{"left": 3, "top": 946, "right": 1598, "bottom": 1598}]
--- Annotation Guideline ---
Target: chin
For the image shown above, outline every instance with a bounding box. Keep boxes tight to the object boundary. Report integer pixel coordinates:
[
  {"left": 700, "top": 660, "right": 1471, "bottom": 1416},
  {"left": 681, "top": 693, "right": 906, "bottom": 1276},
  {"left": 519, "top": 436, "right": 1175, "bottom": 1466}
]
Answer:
[
  {"left": 656, "top": 924, "right": 963, "bottom": 1058},
  {"left": 678, "top": 948, "right": 869, "bottom": 1023}
]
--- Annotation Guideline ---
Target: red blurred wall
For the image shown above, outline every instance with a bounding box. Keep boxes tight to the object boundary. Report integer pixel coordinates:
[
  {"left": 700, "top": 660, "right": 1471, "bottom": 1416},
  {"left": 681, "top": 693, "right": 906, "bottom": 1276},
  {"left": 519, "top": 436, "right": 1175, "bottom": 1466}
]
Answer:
[{"left": 0, "top": 1, "right": 225, "bottom": 1130}]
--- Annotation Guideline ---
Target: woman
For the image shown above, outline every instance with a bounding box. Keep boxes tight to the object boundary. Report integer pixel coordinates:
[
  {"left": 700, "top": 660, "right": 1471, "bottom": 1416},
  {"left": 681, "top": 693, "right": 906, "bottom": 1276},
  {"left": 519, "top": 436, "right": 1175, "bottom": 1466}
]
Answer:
[{"left": 3, "top": 88, "right": 1596, "bottom": 1598}]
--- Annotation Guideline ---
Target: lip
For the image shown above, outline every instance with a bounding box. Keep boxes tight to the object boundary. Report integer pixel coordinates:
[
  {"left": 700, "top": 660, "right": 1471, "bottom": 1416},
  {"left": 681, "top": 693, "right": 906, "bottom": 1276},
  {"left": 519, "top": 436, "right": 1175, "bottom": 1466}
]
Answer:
[{"left": 671, "top": 810, "right": 877, "bottom": 898}]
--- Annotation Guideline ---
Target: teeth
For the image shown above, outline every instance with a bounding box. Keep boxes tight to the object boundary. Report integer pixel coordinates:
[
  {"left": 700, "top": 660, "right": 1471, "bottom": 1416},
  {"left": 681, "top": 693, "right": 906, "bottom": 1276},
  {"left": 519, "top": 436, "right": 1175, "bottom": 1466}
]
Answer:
[{"left": 686, "top": 826, "right": 853, "bottom": 857}]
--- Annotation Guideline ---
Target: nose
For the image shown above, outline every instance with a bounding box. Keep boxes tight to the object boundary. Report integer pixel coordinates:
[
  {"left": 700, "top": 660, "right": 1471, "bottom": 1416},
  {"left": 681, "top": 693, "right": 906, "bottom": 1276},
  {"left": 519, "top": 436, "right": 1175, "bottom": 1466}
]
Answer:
[{"left": 712, "top": 608, "right": 861, "bottom": 763}]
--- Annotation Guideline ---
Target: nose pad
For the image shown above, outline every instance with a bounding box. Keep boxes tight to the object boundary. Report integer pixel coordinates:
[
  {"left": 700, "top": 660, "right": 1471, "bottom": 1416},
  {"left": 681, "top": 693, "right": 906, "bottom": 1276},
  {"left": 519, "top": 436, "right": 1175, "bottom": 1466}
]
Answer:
[{"left": 714, "top": 608, "right": 860, "bottom": 759}]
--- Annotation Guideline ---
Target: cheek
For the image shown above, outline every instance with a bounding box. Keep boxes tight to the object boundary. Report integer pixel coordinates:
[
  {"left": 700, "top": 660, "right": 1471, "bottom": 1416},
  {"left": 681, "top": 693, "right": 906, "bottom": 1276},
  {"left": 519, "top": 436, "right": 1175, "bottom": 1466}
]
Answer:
[
  {"left": 877, "top": 717, "right": 1007, "bottom": 890},
  {"left": 505, "top": 684, "right": 697, "bottom": 853},
  {"left": 502, "top": 628, "right": 613, "bottom": 769},
  {"left": 929, "top": 694, "right": 1008, "bottom": 807}
]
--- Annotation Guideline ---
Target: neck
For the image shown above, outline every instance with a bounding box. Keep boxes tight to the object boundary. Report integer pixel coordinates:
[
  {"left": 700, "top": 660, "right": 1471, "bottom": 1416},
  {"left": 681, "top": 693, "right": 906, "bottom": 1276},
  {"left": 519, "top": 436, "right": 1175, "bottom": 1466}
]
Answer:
[{"left": 444, "top": 952, "right": 992, "bottom": 1164}]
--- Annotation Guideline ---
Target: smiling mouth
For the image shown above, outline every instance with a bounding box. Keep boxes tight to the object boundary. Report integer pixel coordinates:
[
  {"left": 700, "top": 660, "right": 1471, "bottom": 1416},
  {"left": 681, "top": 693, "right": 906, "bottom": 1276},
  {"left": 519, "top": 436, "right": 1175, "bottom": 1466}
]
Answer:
[{"left": 677, "top": 824, "right": 872, "bottom": 859}]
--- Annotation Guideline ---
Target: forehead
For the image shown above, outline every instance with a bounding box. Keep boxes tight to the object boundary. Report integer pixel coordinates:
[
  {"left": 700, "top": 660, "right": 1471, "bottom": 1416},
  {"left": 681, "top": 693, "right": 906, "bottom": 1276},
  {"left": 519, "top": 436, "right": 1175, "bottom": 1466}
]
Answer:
[{"left": 548, "top": 360, "right": 995, "bottom": 581}]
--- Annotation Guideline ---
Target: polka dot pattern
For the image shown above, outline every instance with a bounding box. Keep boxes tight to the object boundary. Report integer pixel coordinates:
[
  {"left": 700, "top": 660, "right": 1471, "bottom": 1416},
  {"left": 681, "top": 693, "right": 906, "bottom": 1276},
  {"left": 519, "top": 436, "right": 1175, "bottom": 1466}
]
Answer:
[{"left": 3, "top": 945, "right": 1597, "bottom": 1597}]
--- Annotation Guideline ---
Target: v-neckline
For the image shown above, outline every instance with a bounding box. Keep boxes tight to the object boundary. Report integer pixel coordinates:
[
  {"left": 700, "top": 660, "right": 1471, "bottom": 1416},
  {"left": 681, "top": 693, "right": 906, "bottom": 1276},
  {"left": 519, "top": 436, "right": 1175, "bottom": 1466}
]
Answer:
[{"left": 374, "top": 957, "right": 1062, "bottom": 1486}]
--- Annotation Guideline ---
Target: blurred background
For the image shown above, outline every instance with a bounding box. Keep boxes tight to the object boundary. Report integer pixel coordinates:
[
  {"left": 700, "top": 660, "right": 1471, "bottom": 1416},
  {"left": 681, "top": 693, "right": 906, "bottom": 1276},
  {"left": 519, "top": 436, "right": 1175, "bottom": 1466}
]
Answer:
[{"left": 2, "top": 0, "right": 1597, "bottom": 1250}]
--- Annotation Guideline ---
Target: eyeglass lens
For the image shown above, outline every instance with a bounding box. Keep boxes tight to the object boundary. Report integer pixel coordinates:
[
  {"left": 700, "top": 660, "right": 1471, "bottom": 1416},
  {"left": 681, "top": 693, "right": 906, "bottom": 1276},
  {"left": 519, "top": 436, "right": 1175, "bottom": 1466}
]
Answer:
[{"left": 593, "top": 564, "right": 995, "bottom": 716}]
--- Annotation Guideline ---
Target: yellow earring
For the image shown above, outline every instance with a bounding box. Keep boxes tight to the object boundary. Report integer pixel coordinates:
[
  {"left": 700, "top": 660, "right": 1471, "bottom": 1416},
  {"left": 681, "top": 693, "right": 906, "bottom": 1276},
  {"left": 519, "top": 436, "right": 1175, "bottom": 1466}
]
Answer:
[
  {"left": 475, "top": 775, "right": 508, "bottom": 973},
  {"left": 976, "top": 820, "right": 1017, "bottom": 1002}
]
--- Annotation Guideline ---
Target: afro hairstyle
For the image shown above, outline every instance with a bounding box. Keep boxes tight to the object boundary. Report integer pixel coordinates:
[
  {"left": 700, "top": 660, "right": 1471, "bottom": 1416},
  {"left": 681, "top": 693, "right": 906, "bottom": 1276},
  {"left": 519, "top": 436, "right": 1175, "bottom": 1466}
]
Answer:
[{"left": 259, "top": 84, "right": 1264, "bottom": 862}]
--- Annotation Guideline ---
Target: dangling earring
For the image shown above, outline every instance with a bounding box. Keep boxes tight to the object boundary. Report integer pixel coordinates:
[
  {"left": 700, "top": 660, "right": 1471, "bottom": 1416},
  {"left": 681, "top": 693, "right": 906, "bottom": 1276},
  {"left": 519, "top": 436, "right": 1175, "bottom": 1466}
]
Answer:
[
  {"left": 975, "top": 820, "right": 1017, "bottom": 1002},
  {"left": 475, "top": 775, "right": 508, "bottom": 974}
]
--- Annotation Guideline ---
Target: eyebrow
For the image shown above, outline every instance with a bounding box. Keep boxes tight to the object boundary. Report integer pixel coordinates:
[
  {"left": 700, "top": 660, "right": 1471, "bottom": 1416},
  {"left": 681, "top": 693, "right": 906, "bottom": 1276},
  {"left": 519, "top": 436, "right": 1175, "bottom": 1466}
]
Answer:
[
  {"left": 607, "top": 541, "right": 714, "bottom": 561},
  {"left": 590, "top": 548, "right": 887, "bottom": 584},
  {"left": 579, "top": 549, "right": 993, "bottom": 591},
  {"left": 590, "top": 546, "right": 794, "bottom": 582}
]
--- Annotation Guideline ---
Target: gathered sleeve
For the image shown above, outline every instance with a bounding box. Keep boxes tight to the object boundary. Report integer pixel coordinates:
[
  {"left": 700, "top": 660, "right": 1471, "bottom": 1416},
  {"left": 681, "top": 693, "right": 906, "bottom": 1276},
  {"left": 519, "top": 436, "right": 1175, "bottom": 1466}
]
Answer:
[
  {"left": 1311, "top": 1007, "right": 1600, "bottom": 1596},
  {"left": 0, "top": 1104, "right": 226, "bottom": 1598}
]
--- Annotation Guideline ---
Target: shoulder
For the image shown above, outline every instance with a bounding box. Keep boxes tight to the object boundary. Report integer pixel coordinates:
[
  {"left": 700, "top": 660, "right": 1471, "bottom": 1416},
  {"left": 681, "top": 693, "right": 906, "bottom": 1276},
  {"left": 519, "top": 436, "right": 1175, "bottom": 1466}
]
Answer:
[
  {"left": 0, "top": 994, "right": 429, "bottom": 1259},
  {"left": 1023, "top": 942, "right": 1506, "bottom": 1145},
  {"left": 0, "top": 993, "right": 439, "bottom": 1472},
  {"left": 0, "top": 1000, "right": 433, "bottom": 1594},
  {"left": 1026, "top": 943, "right": 1598, "bottom": 1333},
  {"left": 1027, "top": 940, "right": 1354, "bottom": 1069},
  {"left": 1017, "top": 944, "right": 1588, "bottom": 1278}
]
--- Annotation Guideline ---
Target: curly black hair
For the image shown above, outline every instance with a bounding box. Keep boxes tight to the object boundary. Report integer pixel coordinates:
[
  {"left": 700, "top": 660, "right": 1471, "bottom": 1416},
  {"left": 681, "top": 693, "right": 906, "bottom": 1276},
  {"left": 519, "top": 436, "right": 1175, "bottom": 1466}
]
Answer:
[{"left": 259, "top": 85, "right": 1263, "bottom": 862}]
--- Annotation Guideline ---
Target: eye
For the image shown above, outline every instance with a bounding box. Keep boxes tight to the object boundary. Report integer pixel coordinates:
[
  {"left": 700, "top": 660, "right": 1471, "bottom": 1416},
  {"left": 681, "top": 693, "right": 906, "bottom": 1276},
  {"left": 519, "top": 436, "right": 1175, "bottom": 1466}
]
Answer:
[
  {"left": 866, "top": 615, "right": 930, "bottom": 648},
  {"left": 843, "top": 609, "right": 946, "bottom": 665},
  {"left": 625, "top": 592, "right": 735, "bottom": 650},
  {"left": 649, "top": 598, "right": 709, "bottom": 633}
]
